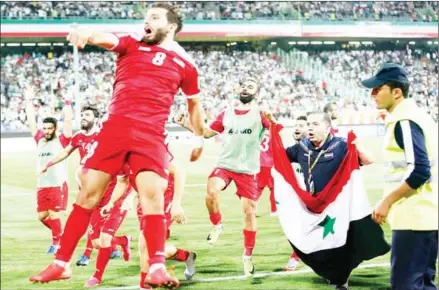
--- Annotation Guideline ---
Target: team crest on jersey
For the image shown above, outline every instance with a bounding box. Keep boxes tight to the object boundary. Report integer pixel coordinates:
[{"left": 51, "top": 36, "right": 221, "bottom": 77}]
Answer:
[{"left": 138, "top": 46, "right": 151, "bottom": 52}]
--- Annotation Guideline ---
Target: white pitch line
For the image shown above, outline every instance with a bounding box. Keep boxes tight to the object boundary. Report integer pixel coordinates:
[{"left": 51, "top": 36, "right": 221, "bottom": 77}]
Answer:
[
  {"left": 100, "top": 262, "right": 390, "bottom": 290},
  {"left": 1, "top": 184, "right": 207, "bottom": 197}
]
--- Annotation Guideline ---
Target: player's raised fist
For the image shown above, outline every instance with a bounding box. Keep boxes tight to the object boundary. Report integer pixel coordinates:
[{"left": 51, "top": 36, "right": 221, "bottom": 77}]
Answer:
[
  {"left": 263, "top": 111, "right": 276, "bottom": 124},
  {"left": 67, "top": 28, "right": 92, "bottom": 49}
]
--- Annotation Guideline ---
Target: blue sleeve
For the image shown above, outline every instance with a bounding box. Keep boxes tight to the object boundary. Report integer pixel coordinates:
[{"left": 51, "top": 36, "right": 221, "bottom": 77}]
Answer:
[
  {"left": 394, "top": 120, "right": 431, "bottom": 189},
  {"left": 286, "top": 144, "right": 299, "bottom": 163}
]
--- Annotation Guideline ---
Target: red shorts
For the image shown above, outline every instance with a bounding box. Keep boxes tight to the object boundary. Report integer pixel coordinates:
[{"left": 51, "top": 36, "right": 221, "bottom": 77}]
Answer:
[
  {"left": 83, "top": 114, "right": 170, "bottom": 180},
  {"left": 137, "top": 203, "right": 172, "bottom": 240},
  {"left": 37, "top": 185, "right": 66, "bottom": 212},
  {"left": 209, "top": 167, "right": 260, "bottom": 201},
  {"left": 257, "top": 167, "right": 274, "bottom": 192}
]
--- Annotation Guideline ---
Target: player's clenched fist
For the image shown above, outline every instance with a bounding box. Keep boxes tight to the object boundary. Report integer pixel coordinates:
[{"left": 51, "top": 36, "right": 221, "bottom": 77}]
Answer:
[{"left": 67, "top": 28, "right": 93, "bottom": 49}]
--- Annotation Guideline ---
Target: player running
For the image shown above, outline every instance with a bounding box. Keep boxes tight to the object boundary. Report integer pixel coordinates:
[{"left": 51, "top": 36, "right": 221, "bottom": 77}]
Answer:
[
  {"left": 175, "top": 78, "right": 269, "bottom": 276},
  {"left": 84, "top": 164, "right": 135, "bottom": 287},
  {"left": 25, "top": 85, "right": 73, "bottom": 255},
  {"left": 135, "top": 158, "right": 197, "bottom": 290},
  {"left": 30, "top": 4, "right": 204, "bottom": 288}
]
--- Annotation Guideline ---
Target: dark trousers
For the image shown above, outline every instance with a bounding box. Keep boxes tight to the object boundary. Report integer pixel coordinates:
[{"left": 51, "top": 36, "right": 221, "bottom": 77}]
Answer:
[{"left": 391, "top": 230, "right": 438, "bottom": 290}]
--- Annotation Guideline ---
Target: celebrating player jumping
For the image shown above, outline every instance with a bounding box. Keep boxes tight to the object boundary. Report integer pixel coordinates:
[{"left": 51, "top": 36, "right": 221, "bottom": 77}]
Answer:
[{"left": 30, "top": 3, "right": 204, "bottom": 289}]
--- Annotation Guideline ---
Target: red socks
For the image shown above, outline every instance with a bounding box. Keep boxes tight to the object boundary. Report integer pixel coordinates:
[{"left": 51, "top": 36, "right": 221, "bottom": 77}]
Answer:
[
  {"left": 269, "top": 188, "right": 277, "bottom": 213},
  {"left": 43, "top": 218, "right": 62, "bottom": 245},
  {"left": 83, "top": 236, "right": 94, "bottom": 258},
  {"left": 112, "top": 236, "right": 128, "bottom": 247},
  {"left": 55, "top": 204, "right": 93, "bottom": 262},
  {"left": 93, "top": 247, "right": 112, "bottom": 281},
  {"left": 209, "top": 211, "right": 222, "bottom": 225},
  {"left": 243, "top": 229, "right": 256, "bottom": 256},
  {"left": 291, "top": 251, "right": 300, "bottom": 260},
  {"left": 140, "top": 272, "right": 147, "bottom": 288},
  {"left": 170, "top": 249, "right": 190, "bottom": 262},
  {"left": 142, "top": 215, "right": 166, "bottom": 265}
]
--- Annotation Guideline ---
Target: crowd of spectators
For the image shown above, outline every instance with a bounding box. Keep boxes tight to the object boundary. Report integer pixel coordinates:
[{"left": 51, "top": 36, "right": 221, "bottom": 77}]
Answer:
[
  {"left": 2, "top": 1, "right": 438, "bottom": 22},
  {"left": 1, "top": 45, "right": 437, "bottom": 132}
]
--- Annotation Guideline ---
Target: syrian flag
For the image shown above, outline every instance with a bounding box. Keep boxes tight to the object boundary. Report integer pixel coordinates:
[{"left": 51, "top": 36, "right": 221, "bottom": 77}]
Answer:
[{"left": 270, "top": 125, "right": 390, "bottom": 285}]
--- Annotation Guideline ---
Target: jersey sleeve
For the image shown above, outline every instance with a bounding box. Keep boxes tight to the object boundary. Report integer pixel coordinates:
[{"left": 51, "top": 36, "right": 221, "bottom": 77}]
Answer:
[
  {"left": 70, "top": 133, "right": 80, "bottom": 149},
  {"left": 33, "top": 130, "right": 44, "bottom": 144},
  {"left": 110, "top": 35, "right": 137, "bottom": 56},
  {"left": 209, "top": 111, "right": 225, "bottom": 133},
  {"left": 180, "top": 65, "right": 200, "bottom": 97},
  {"left": 59, "top": 134, "right": 72, "bottom": 148}
]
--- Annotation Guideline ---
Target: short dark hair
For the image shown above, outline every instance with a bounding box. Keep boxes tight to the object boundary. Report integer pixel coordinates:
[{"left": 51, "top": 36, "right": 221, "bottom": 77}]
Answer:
[
  {"left": 296, "top": 115, "right": 307, "bottom": 122},
  {"left": 386, "top": 81, "right": 410, "bottom": 98},
  {"left": 323, "top": 102, "right": 336, "bottom": 113},
  {"left": 81, "top": 106, "right": 100, "bottom": 118},
  {"left": 152, "top": 3, "right": 183, "bottom": 34},
  {"left": 307, "top": 112, "right": 332, "bottom": 127},
  {"left": 42, "top": 117, "right": 57, "bottom": 128}
]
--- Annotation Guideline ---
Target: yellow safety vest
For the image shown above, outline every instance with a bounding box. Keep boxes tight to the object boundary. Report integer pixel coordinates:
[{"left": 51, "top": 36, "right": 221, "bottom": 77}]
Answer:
[{"left": 383, "top": 98, "right": 438, "bottom": 230}]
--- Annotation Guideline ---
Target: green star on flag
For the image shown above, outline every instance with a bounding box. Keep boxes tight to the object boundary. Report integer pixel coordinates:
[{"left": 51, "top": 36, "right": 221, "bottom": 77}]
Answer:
[{"left": 318, "top": 215, "right": 336, "bottom": 239}]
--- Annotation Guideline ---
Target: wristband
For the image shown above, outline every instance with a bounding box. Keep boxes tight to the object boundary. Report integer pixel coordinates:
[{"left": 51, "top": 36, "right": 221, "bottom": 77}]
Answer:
[
  {"left": 65, "top": 100, "right": 72, "bottom": 106},
  {"left": 193, "top": 135, "right": 204, "bottom": 148},
  {"left": 46, "top": 161, "right": 54, "bottom": 168}
]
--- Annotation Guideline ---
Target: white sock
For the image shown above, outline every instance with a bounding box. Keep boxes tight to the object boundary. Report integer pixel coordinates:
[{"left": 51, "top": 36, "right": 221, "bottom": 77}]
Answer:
[{"left": 54, "top": 260, "right": 67, "bottom": 267}]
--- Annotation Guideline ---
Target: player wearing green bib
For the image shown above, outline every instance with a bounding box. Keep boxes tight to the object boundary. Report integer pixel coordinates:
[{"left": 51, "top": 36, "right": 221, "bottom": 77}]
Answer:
[{"left": 176, "top": 78, "right": 270, "bottom": 276}]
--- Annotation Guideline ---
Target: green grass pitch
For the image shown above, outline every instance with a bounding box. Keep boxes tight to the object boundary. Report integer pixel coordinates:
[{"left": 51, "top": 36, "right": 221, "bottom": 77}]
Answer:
[{"left": 1, "top": 134, "right": 431, "bottom": 290}]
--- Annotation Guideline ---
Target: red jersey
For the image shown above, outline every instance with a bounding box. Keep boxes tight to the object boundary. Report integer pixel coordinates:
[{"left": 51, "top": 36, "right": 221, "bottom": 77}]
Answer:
[
  {"left": 70, "top": 131, "right": 99, "bottom": 165},
  {"left": 209, "top": 109, "right": 270, "bottom": 133},
  {"left": 259, "top": 131, "right": 273, "bottom": 168},
  {"left": 109, "top": 35, "right": 200, "bottom": 131}
]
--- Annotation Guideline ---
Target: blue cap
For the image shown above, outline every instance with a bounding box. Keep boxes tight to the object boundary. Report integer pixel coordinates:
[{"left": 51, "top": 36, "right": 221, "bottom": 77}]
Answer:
[{"left": 361, "top": 63, "right": 410, "bottom": 89}]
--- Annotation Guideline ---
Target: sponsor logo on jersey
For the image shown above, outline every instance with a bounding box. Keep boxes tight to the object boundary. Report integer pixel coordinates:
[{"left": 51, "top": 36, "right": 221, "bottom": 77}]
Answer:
[{"left": 228, "top": 128, "right": 253, "bottom": 134}]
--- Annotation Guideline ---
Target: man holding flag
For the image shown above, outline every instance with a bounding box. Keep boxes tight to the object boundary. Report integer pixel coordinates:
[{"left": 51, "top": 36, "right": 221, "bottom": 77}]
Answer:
[
  {"left": 361, "top": 63, "right": 438, "bottom": 290},
  {"left": 269, "top": 112, "right": 390, "bottom": 289}
]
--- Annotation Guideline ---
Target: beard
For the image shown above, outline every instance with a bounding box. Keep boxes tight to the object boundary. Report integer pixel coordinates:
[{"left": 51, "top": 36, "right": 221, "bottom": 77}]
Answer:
[
  {"left": 81, "top": 121, "right": 93, "bottom": 131},
  {"left": 239, "top": 92, "right": 255, "bottom": 104},
  {"left": 142, "top": 28, "right": 168, "bottom": 45},
  {"left": 45, "top": 133, "right": 55, "bottom": 141}
]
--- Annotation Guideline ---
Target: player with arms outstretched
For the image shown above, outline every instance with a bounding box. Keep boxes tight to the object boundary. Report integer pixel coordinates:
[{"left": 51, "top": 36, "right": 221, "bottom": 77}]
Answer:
[
  {"left": 30, "top": 3, "right": 204, "bottom": 289},
  {"left": 175, "top": 78, "right": 270, "bottom": 276},
  {"left": 25, "top": 85, "right": 73, "bottom": 255},
  {"left": 136, "top": 158, "right": 197, "bottom": 290}
]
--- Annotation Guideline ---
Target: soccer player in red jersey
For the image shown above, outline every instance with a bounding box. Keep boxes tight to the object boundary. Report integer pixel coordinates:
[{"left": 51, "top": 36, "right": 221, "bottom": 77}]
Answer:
[
  {"left": 257, "top": 130, "right": 277, "bottom": 216},
  {"left": 84, "top": 164, "right": 135, "bottom": 287},
  {"left": 175, "top": 78, "right": 270, "bottom": 276},
  {"left": 30, "top": 4, "right": 204, "bottom": 288},
  {"left": 24, "top": 85, "right": 73, "bottom": 255},
  {"left": 135, "top": 159, "right": 197, "bottom": 290},
  {"left": 39, "top": 106, "right": 121, "bottom": 265},
  {"left": 323, "top": 102, "right": 340, "bottom": 136}
]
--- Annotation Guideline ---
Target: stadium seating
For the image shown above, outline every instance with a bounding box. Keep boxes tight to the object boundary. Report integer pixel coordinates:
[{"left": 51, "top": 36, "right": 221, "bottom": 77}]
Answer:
[
  {"left": 1, "top": 46, "right": 437, "bottom": 131},
  {"left": 1, "top": 1, "right": 438, "bottom": 22}
]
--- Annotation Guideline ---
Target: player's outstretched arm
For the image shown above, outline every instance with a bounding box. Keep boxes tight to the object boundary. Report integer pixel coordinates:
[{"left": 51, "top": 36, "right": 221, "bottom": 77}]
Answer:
[
  {"left": 38, "top": 145, "right": 76, "bottom": 176},
  {"left": 24, "top": 86, "right": 38, "bottom": 137},
  {"left": 187, "top": 97, "right": 205, "bottom": 161},
  {"left": 174, "top": 112, "right": 217, "bottom": 139},
  {"left": 67, "top": 28, "right": 118, "bottom": 50},
  {"left": 61, "top": 104, "right": 73, "bottom": 138}
]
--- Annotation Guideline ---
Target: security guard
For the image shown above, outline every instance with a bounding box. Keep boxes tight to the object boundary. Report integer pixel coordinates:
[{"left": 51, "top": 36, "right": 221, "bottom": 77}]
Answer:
[{"left": 362, "top": 63, "right": 438, "bottom": 290}]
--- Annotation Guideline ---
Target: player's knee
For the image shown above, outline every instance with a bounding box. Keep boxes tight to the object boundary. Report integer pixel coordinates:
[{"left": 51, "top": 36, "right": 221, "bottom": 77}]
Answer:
[
  {"left": 99, "top": 232, "right": 113, "bottom": 248},
  {"left": 206, "top": 186, "right": 219, "bottom": 199},
  {"left": 243, "top": 200, "right": 257, "bottom": 216},
  {"left": 47, "top": 210, "right": 58, "bottom": 219},
  {"left": 38, "top": 211, "right": 49, "bottom": 221},
  {"left": 92, "top": 239, "right": 101, "bottom": 249}
]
